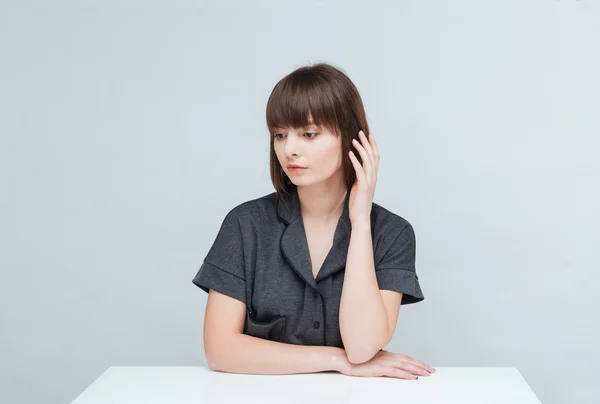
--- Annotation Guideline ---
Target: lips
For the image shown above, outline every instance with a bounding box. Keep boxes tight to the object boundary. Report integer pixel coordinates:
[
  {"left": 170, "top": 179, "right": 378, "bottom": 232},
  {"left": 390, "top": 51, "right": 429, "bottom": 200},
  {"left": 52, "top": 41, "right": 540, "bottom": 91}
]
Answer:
[{"left": 287, "top": 166, "right": 307, "bottom": 173}]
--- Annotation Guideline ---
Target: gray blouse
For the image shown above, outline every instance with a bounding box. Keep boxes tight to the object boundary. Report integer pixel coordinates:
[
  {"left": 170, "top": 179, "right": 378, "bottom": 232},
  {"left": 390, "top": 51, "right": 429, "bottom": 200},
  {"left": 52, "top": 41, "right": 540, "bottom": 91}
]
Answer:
[{"left": 192, "top": 187, "right": 424, "bottom": 348}]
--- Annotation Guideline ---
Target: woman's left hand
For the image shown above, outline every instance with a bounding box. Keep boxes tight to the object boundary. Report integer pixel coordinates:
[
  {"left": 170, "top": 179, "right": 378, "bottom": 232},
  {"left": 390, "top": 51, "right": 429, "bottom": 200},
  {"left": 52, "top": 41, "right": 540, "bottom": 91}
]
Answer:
[{"left": 348, "top": 130, "right": 379, "bottom": 224}]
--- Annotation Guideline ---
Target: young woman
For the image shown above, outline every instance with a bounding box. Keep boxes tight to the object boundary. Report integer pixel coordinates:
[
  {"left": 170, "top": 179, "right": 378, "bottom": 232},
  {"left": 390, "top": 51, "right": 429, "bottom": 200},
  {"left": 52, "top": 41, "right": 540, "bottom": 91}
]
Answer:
[{"left": 193, "top": 63, "right": 435, "bottom": 380}]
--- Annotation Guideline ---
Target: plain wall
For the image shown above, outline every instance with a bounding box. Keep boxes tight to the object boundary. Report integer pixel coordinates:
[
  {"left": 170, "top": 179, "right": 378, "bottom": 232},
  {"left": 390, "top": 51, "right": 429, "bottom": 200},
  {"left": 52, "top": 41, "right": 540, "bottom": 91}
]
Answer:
[{"left": 1, "top": 1, "right": 599, "bottom": 403}]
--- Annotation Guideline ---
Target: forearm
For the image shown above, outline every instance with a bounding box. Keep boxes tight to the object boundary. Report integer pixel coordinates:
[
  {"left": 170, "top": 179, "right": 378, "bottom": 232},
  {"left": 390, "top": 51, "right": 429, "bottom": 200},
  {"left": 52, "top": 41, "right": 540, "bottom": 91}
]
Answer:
[
  {"left": 339, "top": 220, "right": 388, "bottom": 363},
  {"left": 206, "top": 333, "right": 348, "bottom": 375}
]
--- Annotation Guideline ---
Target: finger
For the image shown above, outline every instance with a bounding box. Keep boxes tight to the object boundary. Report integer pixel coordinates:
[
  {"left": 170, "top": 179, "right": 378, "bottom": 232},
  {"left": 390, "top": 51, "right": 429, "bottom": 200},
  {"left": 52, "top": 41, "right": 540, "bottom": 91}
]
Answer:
[
  {"left": 351, "top": 137, "right": 372, "bottom": 182},
  {"left": 405, "top": 357, "right": 436, "bottom": 374},
  {"left": 402, "top": 362, "right": 432, "bottom": 377},
  {"left": 357, "top": 131, "right": 375, "bottom": 183},
  {"left": 369, "top": 134, "right": 380, "bottom": 170},
  {"left": 387, "top": 353, "right": 435, "bottom": 374},
  {"left": 348, "top": 151, "right": 365, "bottom": 182},
  {"left": 358, "top": 130, "right": 375, "bottom": 168},
  {"left": 384, "top": 367, "right": 418, "bottom": 380},
  {"left": 381, "top": 359, "right": 431, "bottom": 376}
]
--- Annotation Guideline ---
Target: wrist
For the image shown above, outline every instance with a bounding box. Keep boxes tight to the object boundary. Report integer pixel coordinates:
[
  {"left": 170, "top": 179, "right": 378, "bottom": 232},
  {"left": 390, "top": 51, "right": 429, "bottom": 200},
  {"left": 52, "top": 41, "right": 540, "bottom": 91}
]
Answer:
[
  {"left": 330, "top": 347, "right": 350, "bottom": 373},
  {"left": 350, "top": 218, "right": 371, "bottom": 231}
]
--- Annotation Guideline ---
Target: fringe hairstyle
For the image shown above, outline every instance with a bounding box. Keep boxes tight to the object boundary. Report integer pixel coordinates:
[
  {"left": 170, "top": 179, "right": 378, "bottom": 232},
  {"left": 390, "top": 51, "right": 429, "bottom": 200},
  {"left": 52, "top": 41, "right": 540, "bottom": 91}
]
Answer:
[{"left": 266, "top": 62, "right": 370, "bottom": 201}]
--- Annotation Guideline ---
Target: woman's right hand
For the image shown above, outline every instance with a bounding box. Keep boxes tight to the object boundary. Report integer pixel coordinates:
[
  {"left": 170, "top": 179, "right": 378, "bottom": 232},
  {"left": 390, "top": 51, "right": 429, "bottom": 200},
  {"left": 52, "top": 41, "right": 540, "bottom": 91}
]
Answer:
[{"left": 338, "top": 349, "right": 436, "bottom": 380}]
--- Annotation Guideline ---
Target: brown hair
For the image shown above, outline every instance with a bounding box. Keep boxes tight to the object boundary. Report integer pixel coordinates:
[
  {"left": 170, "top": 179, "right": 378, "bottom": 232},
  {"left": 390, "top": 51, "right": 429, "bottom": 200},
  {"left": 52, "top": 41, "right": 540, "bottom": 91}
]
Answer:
[{"left": 265, "top": 62, "right": 370, "bottom": 199}]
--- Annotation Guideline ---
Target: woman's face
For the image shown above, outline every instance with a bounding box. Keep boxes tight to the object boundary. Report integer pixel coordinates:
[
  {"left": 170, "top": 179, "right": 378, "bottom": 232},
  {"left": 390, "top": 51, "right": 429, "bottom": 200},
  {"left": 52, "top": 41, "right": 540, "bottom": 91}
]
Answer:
[{"left": 273, "top": 118, "right": 343, "bottom": 187}]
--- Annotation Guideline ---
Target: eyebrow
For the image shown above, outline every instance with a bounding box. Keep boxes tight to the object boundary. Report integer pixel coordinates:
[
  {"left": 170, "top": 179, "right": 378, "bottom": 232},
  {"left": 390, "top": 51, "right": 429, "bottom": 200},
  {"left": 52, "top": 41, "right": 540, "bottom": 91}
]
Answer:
[{"left": 274, "top": 121, "right": 318, "bottom": 131}]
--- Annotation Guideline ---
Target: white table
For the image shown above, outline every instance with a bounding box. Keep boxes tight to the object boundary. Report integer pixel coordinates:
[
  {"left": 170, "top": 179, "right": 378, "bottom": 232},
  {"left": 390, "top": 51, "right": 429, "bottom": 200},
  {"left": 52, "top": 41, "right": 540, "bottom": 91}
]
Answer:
[{"left": 71, "top": 366, "right": 542, "bottom": 404}]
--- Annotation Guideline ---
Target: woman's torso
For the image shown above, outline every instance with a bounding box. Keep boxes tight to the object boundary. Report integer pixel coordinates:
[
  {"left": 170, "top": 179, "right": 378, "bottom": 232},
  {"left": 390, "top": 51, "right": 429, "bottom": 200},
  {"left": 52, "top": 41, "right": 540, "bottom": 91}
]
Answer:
[{"left": 232, "top": 187, "right": 413, "bottom": 348}]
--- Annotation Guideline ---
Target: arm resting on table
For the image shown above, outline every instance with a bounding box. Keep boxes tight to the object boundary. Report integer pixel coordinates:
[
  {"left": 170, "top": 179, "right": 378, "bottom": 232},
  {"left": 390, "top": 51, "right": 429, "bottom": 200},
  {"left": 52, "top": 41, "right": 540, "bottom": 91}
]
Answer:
[{"left": 203, "top": 289, "right": 347, "bottom": 375}]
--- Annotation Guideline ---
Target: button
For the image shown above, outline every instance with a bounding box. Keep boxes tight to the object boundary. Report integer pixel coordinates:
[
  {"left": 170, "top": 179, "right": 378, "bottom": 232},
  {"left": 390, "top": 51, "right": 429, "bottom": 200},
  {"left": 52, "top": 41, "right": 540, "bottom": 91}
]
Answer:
[
  {"left": 313, "top": 291, "right": 319, "bottom": 299},
  {"left": 313, "top": 321, "right": 320, "bottom": 329}
]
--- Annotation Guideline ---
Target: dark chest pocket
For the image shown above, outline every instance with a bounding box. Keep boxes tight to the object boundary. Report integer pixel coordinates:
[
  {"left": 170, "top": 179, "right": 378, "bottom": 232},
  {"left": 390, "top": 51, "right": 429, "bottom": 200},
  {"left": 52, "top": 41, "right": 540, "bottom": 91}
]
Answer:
[{"left": 244, "top": 311, "right": 287, "bottom": 343}]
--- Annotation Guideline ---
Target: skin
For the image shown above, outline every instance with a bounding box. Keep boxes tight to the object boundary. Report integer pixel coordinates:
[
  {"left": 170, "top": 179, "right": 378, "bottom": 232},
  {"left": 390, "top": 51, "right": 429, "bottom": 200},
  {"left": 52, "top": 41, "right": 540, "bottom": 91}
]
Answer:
[
  {"left": 272, "top": 115, "right": 436, "bottom": 379},
  {"left": 273, "top": 117, "right": 347, "bottom": 225}
]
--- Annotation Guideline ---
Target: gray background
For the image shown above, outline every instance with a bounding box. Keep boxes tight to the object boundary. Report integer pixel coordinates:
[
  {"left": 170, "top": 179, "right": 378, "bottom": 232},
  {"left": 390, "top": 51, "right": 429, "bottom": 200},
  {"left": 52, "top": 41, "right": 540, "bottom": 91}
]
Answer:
[{"left": 1, "top": 1, "right": 599, "bottom": 403}]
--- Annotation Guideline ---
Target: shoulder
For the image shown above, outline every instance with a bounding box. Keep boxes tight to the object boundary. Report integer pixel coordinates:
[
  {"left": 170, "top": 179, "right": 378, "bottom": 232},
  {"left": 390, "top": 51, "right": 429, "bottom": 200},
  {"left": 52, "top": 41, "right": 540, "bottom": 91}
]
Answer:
[
  {"left": 370, "top": 202, "right": 417, "bottom": 267},
  {"left": 371, "top": 201, "right": 414, "bottom": 238},
  {"left": 221, "top": 191, "right": 279, "bottom": 226}
]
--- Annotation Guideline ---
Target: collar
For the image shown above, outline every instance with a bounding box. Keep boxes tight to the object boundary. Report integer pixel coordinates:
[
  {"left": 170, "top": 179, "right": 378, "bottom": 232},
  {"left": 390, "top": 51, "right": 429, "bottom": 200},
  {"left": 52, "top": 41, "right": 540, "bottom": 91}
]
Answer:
[{"left": 276, "top": 187, "right": 352, "bottom": 288}]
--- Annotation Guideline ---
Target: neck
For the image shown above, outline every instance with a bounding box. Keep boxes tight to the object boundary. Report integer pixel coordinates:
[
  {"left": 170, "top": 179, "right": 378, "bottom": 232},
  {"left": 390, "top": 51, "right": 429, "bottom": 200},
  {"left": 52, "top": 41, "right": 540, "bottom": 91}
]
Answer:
[{"left": 296, "top": 182, "right": 347, "bottom": 224}]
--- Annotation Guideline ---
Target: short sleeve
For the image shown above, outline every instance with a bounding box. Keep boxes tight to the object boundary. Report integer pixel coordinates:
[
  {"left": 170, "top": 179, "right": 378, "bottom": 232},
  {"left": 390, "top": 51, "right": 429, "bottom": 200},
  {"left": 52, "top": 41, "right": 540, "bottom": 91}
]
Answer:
[
  {"left": 192, "top": 209, "right": 247, "bottom": 304},
  {"left": 375, "top": 223, "right": 424, "bottom": 305}
]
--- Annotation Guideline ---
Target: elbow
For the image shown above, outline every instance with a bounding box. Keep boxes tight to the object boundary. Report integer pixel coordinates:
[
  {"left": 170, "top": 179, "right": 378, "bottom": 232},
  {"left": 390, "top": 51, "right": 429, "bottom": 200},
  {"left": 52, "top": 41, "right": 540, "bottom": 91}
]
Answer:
[
  {"left": 207, "top": 361, "right": 228, "bottom": 373},
  {"left": 343, "top": 328, "right": 390, "bottom": 364},
  {"left": 344, "top": 333, "right": 390, "bottom": 364},
  {"left": 205, "top": 349, "right": 224, "bottom": 371},
  {"left": 206, "top": 349, "right": 235, "bottom": 373},
  {"left": 205, "top": 347, "right": 225, "bottom": 372},
  {"left": 204, "top": 334, "right": 234, "bottom": 372},
  {"left": 345, "top": 345, "right": 379, "bottom": 364}
]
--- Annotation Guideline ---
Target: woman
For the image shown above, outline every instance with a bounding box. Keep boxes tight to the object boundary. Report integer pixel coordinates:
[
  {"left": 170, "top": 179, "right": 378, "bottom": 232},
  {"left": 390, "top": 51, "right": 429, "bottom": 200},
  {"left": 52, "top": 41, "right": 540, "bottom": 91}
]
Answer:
[{"left": 193, "top": 63, "right": 435, "bottom": 380}]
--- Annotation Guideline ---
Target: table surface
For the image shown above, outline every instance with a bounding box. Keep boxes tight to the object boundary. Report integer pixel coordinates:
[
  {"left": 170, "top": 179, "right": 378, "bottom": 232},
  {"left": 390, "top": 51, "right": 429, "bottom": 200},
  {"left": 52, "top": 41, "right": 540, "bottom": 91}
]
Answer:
[{"left": 71, "top": 366, "right": 542, "bottom": 404}]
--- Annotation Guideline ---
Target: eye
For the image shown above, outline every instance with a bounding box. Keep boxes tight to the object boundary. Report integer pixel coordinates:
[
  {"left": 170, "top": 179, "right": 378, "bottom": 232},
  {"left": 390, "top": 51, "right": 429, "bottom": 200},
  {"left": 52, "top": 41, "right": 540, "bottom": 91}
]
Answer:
[{"left": 273, "top": 132, "right": 318, "bottom": 140}]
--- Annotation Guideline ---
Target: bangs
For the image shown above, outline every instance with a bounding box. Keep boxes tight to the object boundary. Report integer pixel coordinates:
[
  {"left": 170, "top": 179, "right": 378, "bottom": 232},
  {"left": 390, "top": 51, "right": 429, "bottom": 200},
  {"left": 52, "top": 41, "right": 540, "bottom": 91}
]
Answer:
[
  {"left": 266, "top": 68, "right": 342, "bottom": 136},
  {"left": 267, "top": 62, "right": 369, "bottom": 196}
]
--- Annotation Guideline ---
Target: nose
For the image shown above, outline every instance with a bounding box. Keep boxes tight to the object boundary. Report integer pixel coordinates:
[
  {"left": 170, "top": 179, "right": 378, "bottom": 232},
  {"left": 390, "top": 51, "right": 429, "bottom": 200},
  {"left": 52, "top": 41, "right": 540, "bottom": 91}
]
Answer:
[{"left": 283, "top": 132, "right": 300, "bottom": 157}]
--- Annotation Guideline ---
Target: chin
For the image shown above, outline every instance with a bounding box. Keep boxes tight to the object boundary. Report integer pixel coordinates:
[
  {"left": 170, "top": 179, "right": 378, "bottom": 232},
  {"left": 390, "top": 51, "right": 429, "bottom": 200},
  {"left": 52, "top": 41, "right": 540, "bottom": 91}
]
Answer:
[
  {"left": 290, "top": 174, "right": 331, "bottom": 187},
  {"left": 289, "top": 178, "right": 310, "bottom": 186}
]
